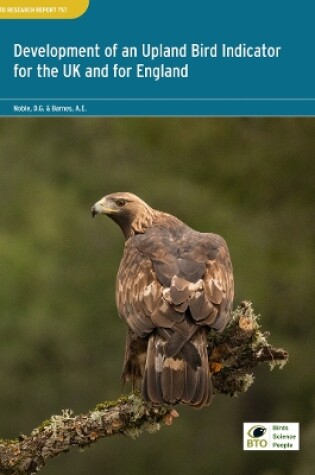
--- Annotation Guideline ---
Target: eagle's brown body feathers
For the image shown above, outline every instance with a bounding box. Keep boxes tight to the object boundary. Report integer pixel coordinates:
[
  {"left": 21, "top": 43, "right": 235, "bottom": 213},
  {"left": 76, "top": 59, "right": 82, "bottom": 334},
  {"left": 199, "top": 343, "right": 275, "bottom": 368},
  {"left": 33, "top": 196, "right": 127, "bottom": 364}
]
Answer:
[{"left": 92, "top": 192, "right": 234, "bottom": 408}]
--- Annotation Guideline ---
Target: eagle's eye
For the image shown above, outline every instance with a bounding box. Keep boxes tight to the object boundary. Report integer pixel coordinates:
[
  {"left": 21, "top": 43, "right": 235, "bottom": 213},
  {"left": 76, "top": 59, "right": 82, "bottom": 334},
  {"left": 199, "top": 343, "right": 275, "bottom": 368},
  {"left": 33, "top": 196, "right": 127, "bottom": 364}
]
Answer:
[{"left": 116, "top": 199, "right": 127, "bottom": 207}]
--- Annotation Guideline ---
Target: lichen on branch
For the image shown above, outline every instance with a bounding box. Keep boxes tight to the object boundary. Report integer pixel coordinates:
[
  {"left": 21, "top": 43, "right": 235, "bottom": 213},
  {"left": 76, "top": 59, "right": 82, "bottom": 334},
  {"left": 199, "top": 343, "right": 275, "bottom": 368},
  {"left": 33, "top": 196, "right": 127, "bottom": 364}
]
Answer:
[
  {"left": 209, "top": 301, "right": 288, "bottom": 396},
  {"left": 0, "top": 395, "right": 175, "bottom": 475},
  {"left": 0, "top": 302, "right": 288, "bottom": 475}
]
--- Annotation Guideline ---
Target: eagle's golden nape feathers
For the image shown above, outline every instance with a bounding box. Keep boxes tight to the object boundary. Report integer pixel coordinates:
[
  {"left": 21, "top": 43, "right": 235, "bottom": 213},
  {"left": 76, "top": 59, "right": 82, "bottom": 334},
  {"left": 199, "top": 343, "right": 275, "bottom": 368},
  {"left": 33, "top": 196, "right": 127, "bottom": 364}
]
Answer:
[{"left": 92, "top": 192, "right": 234, "bottom": 409}]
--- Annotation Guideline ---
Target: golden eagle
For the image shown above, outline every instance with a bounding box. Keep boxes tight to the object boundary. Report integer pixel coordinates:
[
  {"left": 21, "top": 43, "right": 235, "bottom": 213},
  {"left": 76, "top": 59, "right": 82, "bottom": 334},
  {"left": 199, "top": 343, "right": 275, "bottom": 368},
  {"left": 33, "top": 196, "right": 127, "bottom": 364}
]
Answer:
[{"left": 92, "top": 192, "right": 234, "bottom": 408}]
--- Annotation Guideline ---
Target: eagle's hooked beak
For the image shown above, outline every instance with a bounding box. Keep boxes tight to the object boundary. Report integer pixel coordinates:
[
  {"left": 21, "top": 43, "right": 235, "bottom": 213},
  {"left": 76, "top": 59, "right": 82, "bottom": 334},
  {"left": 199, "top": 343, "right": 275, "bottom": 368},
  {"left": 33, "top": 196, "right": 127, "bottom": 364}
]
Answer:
[
  {"left": 91, "top": 198, "right": 118, "bottom": 218},
  {"left": 91, "top": 206, "right": 97, "bottom": 218}
]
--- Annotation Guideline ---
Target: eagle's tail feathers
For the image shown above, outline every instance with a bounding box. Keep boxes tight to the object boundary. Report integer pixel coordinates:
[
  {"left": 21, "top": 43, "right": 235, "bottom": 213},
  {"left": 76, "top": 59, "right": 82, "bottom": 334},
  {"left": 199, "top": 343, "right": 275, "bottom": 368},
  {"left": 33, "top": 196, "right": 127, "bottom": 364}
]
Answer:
[{"left": 143, "top": 329, "right": 212, "bottom": 408}]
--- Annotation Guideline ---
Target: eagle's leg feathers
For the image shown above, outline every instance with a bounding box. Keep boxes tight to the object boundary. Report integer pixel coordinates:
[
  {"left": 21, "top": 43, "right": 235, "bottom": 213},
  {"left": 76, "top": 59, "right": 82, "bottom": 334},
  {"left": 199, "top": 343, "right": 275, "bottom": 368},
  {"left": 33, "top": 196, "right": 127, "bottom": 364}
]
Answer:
[{"left": 121, "top": 330, "right": 148, "bottom": 391}]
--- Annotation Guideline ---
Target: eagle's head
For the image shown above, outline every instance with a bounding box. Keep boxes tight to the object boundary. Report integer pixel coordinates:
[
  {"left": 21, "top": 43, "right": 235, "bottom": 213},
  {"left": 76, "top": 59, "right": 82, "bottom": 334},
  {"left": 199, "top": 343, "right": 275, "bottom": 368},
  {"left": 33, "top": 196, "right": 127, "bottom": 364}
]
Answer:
[{"left": 91, "top": 192, "right": 156, "bottom": 238}]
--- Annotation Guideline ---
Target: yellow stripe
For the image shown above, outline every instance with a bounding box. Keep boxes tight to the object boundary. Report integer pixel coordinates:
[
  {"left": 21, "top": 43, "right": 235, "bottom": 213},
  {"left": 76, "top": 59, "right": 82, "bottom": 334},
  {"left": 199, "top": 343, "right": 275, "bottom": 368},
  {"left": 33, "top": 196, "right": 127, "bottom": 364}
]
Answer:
[{"left": 0, "top": 1, "right": 89, "bottom": 19}]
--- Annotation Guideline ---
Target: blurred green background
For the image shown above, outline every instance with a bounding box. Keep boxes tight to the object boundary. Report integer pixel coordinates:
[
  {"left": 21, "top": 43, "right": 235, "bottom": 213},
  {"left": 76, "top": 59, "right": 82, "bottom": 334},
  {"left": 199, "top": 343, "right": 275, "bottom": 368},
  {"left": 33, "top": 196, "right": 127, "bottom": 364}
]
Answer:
[{"left": 0, "top": 118, "right": 314, "bottom": 475}]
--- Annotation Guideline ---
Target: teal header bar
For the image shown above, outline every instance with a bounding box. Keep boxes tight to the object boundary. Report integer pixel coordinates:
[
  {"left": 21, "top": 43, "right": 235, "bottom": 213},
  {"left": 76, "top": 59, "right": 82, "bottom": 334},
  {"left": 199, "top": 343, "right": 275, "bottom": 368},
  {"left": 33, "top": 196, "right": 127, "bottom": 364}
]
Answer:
[{"left": 1, "top": 1, "right": 315, "bottom": 116}]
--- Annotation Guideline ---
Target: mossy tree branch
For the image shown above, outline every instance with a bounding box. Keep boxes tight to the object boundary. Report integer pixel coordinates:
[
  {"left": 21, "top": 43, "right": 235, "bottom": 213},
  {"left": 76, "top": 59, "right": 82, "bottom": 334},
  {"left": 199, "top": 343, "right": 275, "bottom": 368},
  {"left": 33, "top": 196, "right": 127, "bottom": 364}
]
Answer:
[{"left": 0, "top": 302, "right": 288, "bottom": 475}]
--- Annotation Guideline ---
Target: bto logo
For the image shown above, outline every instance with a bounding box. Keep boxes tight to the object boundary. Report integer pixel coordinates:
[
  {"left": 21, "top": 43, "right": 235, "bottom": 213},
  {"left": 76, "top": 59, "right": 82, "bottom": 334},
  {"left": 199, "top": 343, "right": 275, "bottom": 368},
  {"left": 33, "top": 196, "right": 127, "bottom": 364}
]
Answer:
[
  {"left": 246, "top": 425, "right": 268, "bottom": 448},
  {"left": 243, "top": 422, "right": 300, "bottom": 451}
]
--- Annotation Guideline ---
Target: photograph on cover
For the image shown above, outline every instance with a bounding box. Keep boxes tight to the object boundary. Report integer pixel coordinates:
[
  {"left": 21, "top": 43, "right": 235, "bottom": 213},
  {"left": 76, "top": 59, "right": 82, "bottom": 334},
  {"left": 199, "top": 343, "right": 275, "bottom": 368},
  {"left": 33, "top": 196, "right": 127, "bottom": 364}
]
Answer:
[{"left": 0, "top": 118, "right": 313, "bottom": 475}]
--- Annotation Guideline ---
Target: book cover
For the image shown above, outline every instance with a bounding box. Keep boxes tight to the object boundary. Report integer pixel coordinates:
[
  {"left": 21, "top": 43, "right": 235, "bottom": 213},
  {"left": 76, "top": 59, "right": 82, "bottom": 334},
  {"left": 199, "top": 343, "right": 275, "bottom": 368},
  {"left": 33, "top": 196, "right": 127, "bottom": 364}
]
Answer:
[{"left": 0, "top": 3, "right": 313, "bottom": 475}]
